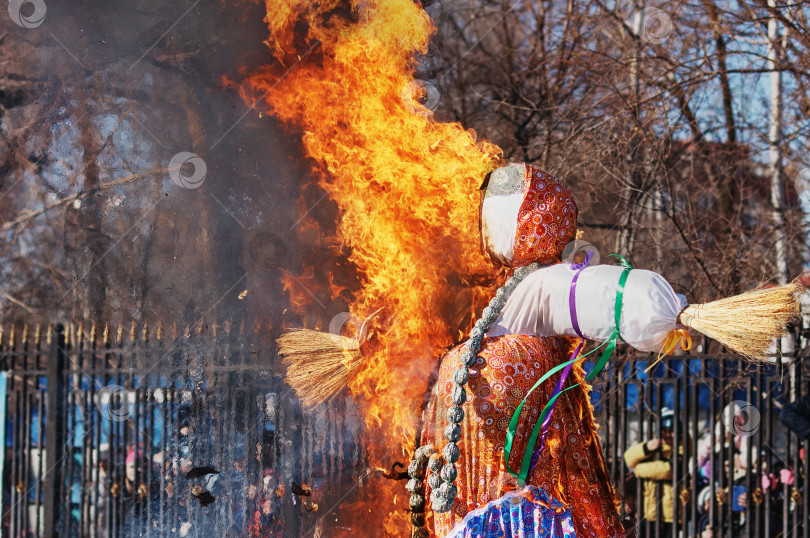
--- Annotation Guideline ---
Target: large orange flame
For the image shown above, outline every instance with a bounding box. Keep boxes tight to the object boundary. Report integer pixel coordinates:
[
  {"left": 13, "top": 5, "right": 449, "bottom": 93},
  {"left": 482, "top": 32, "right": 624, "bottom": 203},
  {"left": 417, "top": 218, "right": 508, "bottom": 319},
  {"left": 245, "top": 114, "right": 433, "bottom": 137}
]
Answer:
[{"left": 241, "top": 0, "right": 503, "bottom": 532}]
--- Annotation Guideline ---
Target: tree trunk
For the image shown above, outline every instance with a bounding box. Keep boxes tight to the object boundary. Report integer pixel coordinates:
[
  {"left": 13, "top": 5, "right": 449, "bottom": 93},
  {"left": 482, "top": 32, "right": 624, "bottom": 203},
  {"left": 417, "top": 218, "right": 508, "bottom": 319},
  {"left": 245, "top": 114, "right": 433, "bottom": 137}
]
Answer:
[{"left": 767, "top": 0, "right": 794, "bottom": 357}]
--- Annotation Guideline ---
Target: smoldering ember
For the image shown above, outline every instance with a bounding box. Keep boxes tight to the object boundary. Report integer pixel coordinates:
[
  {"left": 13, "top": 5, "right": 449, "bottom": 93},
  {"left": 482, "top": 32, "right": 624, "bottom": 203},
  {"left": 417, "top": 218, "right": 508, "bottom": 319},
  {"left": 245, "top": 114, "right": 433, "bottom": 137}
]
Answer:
[{"left": 3, "top": 1, "right": 810, "bottom": 537}]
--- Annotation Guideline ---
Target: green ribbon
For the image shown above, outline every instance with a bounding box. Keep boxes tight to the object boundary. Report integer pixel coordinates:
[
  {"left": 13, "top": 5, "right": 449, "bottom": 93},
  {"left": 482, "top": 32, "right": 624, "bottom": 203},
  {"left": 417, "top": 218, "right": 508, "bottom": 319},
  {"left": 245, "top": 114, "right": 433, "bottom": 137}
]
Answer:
[{"left": 503, "top": 254, "right": 632, "bottom": 483}]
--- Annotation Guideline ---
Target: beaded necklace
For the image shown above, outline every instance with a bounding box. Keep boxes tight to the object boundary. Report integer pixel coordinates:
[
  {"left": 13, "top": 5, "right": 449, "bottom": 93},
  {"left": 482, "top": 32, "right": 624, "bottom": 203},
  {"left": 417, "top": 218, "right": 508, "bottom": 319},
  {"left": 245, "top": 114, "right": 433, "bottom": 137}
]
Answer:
[{"left": 405, "top": 262, "right": 541, "bottom": 536}]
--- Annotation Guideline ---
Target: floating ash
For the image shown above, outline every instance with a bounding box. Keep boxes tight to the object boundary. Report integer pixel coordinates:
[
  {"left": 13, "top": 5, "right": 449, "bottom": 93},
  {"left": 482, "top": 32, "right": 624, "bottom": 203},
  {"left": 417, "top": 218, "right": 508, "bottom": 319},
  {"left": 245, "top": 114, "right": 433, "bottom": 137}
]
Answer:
[
  {"left": 191, "top": 485, "right": 217, "bottom": 508},
  {"left": 291, "top": 482, "right": 313, "bottom": 496},
  {"left": 186, "top": 466, "right": 220, "bottom": 480}
]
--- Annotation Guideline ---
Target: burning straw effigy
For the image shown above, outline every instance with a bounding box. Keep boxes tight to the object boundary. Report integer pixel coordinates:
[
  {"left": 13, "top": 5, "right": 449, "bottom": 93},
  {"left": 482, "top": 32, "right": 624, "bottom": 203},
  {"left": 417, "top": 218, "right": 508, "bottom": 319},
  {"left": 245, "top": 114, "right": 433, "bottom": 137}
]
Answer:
[{"left": 243, "top": 1, "right": 803, "bottom": 536}]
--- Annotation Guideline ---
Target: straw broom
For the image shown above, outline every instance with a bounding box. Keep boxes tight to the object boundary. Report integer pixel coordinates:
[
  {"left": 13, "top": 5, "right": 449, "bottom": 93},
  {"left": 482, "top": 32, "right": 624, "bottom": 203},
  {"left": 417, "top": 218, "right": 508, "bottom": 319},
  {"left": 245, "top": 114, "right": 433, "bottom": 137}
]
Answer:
[
  {"left": 278, "top": 329, "right": 364, "bottom": 409},
  {"left": 678, "top": 281, "right": 803, "bottom": 360},
  {"left": 277, "top": 309, "right": 380, "bottom": 409}
]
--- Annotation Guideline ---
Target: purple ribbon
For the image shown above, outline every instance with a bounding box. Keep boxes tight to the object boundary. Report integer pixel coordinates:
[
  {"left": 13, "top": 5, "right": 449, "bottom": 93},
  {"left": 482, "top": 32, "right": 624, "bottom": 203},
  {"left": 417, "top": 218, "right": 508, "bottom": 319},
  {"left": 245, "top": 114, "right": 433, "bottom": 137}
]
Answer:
[
  {"left": 528, "top": 251, "right": 592, "bottom": 471},
  {"left": 569, "top": 251, "right": 593, "bottom": 338}
]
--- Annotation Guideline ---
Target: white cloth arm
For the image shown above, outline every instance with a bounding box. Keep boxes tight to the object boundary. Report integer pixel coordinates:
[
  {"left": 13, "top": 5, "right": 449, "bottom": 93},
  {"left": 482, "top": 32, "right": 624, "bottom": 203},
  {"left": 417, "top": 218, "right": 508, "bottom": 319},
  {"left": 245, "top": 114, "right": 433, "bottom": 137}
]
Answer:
[{"left": 487, "top": 263, "right": 688, "bottom": 353}]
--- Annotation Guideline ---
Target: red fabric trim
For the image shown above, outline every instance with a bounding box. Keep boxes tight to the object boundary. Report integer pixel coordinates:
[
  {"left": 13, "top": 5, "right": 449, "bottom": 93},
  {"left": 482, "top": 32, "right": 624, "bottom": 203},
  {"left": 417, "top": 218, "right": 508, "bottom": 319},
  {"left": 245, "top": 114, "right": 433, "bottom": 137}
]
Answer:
[{"left": 511, "top": 165, "right": 577, "bottom": 267}]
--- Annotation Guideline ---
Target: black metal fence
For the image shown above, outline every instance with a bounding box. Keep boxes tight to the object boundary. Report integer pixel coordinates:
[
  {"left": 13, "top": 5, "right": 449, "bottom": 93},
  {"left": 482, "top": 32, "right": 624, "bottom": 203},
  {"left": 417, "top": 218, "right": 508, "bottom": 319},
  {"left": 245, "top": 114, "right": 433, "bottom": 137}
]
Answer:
[
  {"left": 592, "top": 344, "right": 809, "bottom": 538},
  {"left": 0, "top": 322, "right": 364, "bottom": 538},
  {"left": 2, "top": 322, "right": 810, "bottom": 537}
]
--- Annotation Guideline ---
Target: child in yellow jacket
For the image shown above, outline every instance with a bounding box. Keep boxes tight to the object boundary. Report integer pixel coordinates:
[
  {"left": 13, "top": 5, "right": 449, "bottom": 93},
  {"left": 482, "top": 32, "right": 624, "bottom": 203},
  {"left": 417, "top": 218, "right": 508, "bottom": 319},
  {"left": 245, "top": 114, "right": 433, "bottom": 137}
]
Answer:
[{"left": 624, "top": 408, "right": 677, "bottom": 527}]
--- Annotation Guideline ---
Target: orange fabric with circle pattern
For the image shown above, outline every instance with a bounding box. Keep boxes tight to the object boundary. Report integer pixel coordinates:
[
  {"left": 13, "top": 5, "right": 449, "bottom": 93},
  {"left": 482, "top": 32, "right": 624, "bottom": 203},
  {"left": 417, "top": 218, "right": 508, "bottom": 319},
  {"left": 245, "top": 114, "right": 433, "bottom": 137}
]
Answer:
[
  {"left": 421, "top": 335, "right": 623, "bottom": 537},
  {"left": 512, "top": 165, "right": 578, "bottom": 267}
]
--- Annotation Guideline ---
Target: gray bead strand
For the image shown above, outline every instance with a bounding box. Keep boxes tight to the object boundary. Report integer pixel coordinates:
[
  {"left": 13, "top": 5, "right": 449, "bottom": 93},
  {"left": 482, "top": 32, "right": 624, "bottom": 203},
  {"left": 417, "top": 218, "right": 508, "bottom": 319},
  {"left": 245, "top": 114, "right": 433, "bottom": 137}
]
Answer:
[
  {"left": 404, "top": 444, "right": 435, "bottom": 536},
  {"left": 431, "top": 263, "right": 540, "bottom": 513}
]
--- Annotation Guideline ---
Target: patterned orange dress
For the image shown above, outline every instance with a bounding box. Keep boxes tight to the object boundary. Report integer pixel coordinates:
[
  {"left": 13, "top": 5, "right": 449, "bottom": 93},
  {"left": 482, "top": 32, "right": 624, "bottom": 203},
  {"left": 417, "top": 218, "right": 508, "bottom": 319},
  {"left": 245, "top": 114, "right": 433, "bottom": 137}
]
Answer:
[
  {"left": 421, "top": 334, "right": 623, "bottom": 537},
  {"left": 416, "top": 163, "right": 623, "bottom": 537}
]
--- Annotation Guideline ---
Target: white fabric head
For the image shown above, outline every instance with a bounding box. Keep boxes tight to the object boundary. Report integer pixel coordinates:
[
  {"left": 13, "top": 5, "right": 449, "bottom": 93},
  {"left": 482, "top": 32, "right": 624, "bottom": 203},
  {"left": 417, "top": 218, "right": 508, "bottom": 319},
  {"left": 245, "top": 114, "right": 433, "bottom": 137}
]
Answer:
[{"left": 480, "top": 163, "right": 526, "bottom": 265}]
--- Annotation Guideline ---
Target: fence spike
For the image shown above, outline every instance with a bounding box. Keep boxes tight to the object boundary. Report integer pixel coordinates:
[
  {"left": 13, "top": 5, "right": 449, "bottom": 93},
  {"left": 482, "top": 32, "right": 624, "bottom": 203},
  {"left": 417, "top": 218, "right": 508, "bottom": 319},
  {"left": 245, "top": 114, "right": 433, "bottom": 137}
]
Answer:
[
  {"left": 34, "top": 324, "right": 41, "bottom": 346},
  {"left": 90, "top": 322, "right": 96, "bottom": 343},
  {"left": 77, "top": 322, "right": 84, "bottom": 346},
  {"left": 130, "top": 321, "right": 136, "bottom": 343},
  {"left": 9, "top": 325, "right": 15, "bottom": 349},
  {"left": 22, "top": 324, "right": 28, "bottom": 347},
  {"left": 103, "top": 323, "right": 109, "bottom": 346},
  {"left": 117, "top": 323, "right": 123, "bottom": 343},
  {"left": 157, "top": 321, "right": 163, "bottom": 341},
  {"left": 46, "top": 324, "right": 52, "bottom": 345}
]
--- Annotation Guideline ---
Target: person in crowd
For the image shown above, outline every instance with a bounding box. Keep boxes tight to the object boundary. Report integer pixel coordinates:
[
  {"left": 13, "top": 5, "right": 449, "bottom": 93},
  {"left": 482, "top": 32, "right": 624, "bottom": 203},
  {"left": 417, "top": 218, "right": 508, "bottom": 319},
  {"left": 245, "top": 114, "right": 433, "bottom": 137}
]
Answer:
[
  {"left": 94, "top": 448, "right": 111, "bottom": 538},
  {"left": 759, "top": 452, "right": 789, "bottom": 537},
  {"left": 695, "top": 486, "right": 712, "bottom": 538},
  {"left": 780, "top": 393, "right": 810, "bottom": 439},
  {"left": 624, "top": 407, "right": 680, "bottom": 534},
  {"left": 620, "top": 476, "right": 638, "bottom": 537},
  {"left": 694, "top": 480, "right": 750, "bottom": 537},
  {"left": 119, "top": 443, "right": 161, "bottom": 537},
  {"left": 696, "top": 402, "right": 757, "bottom": 484}
]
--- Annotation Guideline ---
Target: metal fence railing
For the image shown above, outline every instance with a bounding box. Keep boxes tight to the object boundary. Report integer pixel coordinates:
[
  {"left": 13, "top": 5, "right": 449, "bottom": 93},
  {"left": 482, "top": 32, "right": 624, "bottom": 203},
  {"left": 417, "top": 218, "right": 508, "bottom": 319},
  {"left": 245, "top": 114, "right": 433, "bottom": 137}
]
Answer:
[
  {"left": 592, "top": 345, "right": 809, "bottom": 538},
  {"left": 0, "top": 322, "right": 363, "bottom": 538},
  {"left": 2, "top": 322, "right": 810, "bottom": 537}
]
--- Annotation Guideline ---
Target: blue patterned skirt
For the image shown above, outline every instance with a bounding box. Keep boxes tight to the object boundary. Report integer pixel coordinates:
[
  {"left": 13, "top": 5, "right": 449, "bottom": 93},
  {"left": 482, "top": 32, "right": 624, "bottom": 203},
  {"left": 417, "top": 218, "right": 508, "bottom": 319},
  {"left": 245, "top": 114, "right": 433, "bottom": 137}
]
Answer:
[{"left": 445, "top": 486, "right": 577, "bottom": 538}]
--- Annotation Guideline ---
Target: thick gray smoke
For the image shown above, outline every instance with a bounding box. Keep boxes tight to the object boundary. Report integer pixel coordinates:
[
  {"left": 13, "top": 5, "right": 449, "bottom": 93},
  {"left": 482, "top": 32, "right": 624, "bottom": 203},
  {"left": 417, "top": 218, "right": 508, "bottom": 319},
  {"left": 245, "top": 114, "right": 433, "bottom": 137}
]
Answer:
[{"left": 0, "top": 2, "right": 369, "bottom": 536}]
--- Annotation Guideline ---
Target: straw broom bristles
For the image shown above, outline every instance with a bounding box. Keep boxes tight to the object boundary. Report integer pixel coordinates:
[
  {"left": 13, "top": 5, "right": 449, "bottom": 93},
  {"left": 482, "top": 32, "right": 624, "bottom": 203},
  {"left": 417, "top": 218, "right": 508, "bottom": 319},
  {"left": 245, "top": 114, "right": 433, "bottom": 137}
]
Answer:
[
  {"left": 678, "top": 282, "right": 803, "bottom": 360},
  {"left": 277, "top": 329, "right": 364, "bottom": 409}
]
